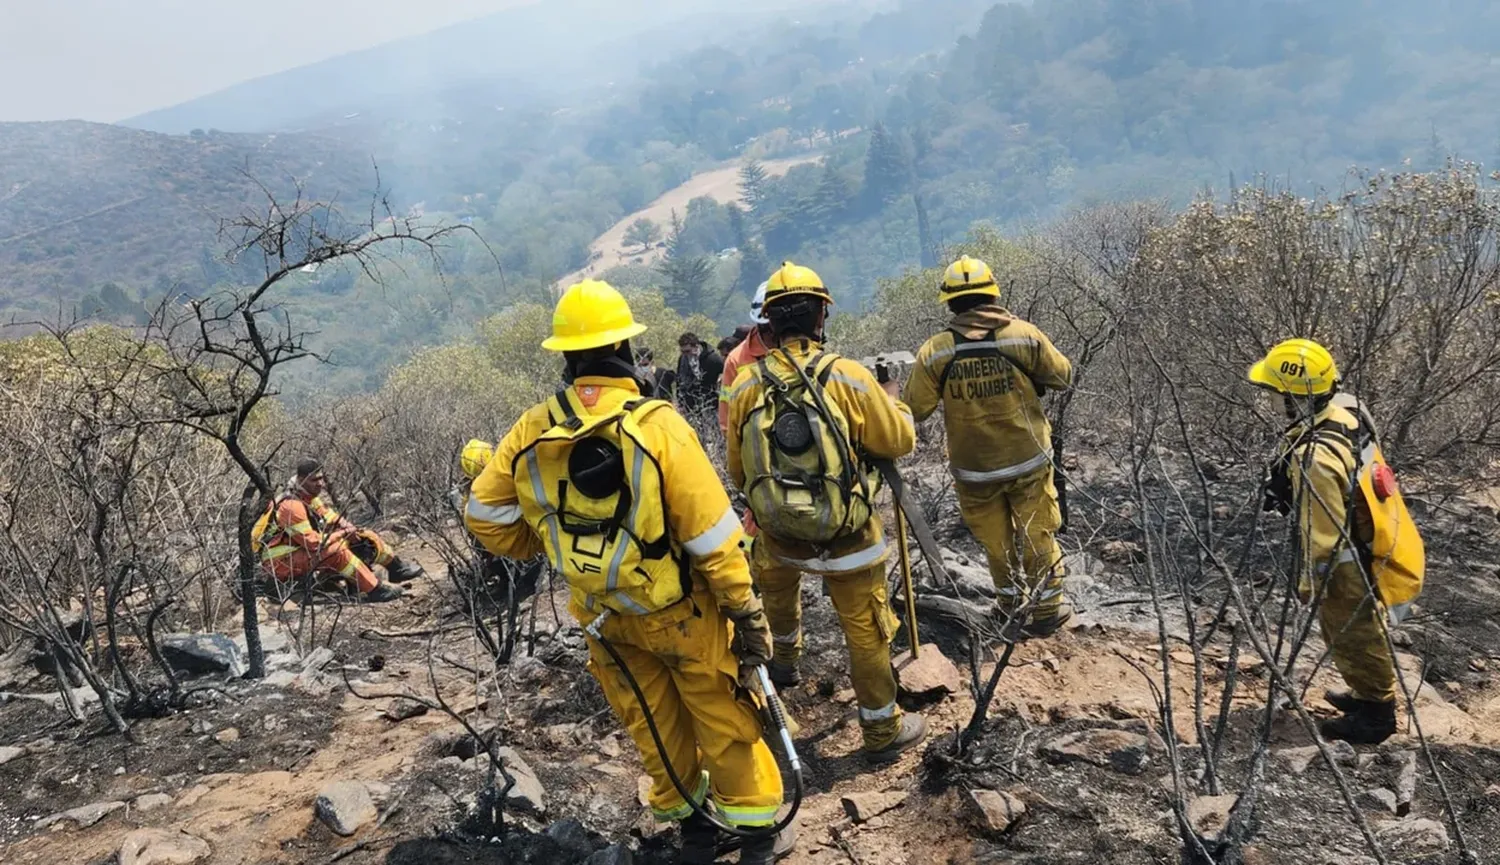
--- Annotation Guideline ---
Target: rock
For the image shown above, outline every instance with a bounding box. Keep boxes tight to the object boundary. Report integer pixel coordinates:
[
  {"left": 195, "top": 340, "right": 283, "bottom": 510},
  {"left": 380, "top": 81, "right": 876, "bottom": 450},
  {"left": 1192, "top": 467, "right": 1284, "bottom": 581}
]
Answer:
[
  {"left": 175, "top": 785, "right": 212, "bottom": 808},
  {"left": 133, "top": 793, "right": 173, "bottom": 812},
  {"left": 511, "top": 656, "right": 550, "bottom": 685},
  {"left": 593, "top": 762, "right": 631, "bottom": 778},
  {"left": 637, "top": 775, "right": 653, "bottom": 807},
  {"left": 1389, "top": 750, "right": 1417, "bottom": 816},
  {"left": 1041, "top": 728, "right": 1151, "bottom": 775},
  {"left": 840, "top": 790, "right": 908, "bottom": 823},
  {"left": 497, "top": 746, "right": 546, "bottom": 815},
  {"left": 1359, "top": 788, "right": 1399, "bottom": 814},
  {"left": 1327, "top": 740, "right": 1358, "bottom": 766},
  {"left": 1186, "top": 795, "right": 1237, "bottom": 842},
  {"left": 118, "top": 828, "right": 213, "bottom": 865},
  {"left": 966, "top": 789, "right": 1026, "bottom": 835},
  {"left": 262, "top": 670, "right": 297, "bottom": 688},
  {"left": 833, "top": 688, "right": 856, "bottom": 705},
  {"left": 36, "top": 799, "right": 127, "bottom": 829},
  {"left": 383, "top": 698, "right": 428, "bottom": 722},
  {"left": 1212, "top": 505, "right": 1233, "bottom": 521},
  {"left": 213, "top": 728, "right": 240, "bottom": 744},
  {"left": 1471, "top": 658, "right": 1488, "bottom": 672},
  {"left": 0, "top": 745, "right": 23, "bottom": 766},
  {"left": 1443, "top": 681, "right": 1461, "bottom": 696},
  {"left": 363, "top": 781, "right": 393, "bottom": 808},
  {"left": 1099, "top": 540, "right": 1145, "bottom": 565},
  {"left": 159, "top": 634, "right": 245, "bottom": 678},
  {"left": 301, "top": 647, "right": 335, "bottom": 672},
  {"left": 585, "top": 844, "right": 634, "bottom": 865},
  {"left": 941, "top": 549, "right": 996, "bottom": 597},
  {"left": 599, "top": 736, "right": 623, "bottom": 759},
  {"left": 1376, "top": 818, "right": 1451, "bottom": 854},
  {"left": 542, "top": 723, "right": 582, "bottom": 749},
  {"left": 546, "top": 816, "right": 596, "bottom": 857},
  {"left": 314, "top": 780, "right": 378, "bottom": 837},
  {"left": 894, "top": 644, "right": 963, "bottom": 697}
]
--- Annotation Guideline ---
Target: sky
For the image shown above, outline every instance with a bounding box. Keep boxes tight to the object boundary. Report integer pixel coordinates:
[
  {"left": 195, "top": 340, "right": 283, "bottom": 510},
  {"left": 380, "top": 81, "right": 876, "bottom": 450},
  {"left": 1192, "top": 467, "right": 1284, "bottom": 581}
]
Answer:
[{"left": 0, "top": 0, "right": 533, "bottom": 123}]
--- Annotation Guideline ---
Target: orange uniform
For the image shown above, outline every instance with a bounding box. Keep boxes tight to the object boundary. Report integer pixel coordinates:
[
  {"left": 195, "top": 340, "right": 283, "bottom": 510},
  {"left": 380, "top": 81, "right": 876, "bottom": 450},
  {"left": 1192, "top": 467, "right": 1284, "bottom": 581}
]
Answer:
[{"left": 257, "top": 494, "right": 389, "bottom": 593}]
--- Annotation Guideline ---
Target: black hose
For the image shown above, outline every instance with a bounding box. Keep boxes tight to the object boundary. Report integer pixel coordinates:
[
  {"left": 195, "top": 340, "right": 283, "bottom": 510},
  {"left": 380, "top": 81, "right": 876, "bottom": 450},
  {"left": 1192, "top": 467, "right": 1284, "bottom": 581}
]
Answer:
[{"left": 587, "top": 619, "right": 803, "bottom": 840}]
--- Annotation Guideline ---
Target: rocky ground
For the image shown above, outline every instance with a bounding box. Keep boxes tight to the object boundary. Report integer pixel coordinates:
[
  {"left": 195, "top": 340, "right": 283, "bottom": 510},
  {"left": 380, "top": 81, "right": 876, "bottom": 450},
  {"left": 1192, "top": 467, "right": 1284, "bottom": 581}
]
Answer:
[{"left": 2, "top": 464, "right": 1499, "bottom": 865}]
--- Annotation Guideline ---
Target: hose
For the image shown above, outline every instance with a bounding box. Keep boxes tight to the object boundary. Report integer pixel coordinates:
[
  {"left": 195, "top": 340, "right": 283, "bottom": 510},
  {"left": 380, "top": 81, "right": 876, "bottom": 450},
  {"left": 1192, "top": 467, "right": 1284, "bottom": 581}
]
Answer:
[{"left": 585, "top": 610, "right": 804, "bottom": 840}]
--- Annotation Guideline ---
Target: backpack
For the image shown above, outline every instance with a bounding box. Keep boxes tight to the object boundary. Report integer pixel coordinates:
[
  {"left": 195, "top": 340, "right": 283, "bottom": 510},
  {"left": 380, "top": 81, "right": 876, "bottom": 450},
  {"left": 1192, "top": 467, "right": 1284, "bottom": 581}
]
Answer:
[
  {"left": 511, "top": 389, "right": 688, "bottom": 616},
  {"left": 740, "top": 349, "right": 877, "bottom": 545},
  {"left": 1291, "top": 402, "right": 1425, "bottom": 621}
]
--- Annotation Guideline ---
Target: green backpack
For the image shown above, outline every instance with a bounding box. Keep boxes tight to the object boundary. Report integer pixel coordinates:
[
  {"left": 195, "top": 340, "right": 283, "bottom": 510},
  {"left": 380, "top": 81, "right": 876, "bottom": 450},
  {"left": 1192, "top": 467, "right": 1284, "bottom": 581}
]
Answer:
[{"left": 740, "top": 349, "right": 877, "bottom": 545}]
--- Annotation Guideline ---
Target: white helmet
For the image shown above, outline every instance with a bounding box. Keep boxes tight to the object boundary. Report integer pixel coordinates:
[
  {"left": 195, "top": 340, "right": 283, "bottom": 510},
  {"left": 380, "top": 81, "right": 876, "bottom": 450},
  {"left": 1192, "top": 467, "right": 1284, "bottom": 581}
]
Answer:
[{"left": 750, "top": 281, "right": 770, "bottom": 325}]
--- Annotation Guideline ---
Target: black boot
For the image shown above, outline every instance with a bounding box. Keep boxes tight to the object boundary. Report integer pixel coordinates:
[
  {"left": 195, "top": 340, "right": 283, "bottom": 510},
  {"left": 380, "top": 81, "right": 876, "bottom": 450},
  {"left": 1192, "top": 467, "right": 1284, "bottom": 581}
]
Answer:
[
  {"left": 1323, "top": 689, "right": 1362, "bottom": 714},
  {"left": 363, "top": 583, "right": 405, "bottom": 603},
  {"left": 739, "top": 826, "right": 797, "bottom": 864},
  {"left": 386, "top": 557, "right": 425, "bottom": 584},
  {"left": 1319, "top": 698, "right": 1396, "bottom": 745},
  {"left": 679, "top": 812, "right": 720, "bottom": 865},
  {"left": 767, "top": 660, "right": 801, "bottom": 688}
]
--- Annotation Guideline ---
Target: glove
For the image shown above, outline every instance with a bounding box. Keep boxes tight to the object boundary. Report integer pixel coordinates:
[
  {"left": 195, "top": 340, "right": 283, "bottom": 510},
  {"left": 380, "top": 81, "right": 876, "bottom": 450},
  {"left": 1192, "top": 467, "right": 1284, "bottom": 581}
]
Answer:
[
  {"left": 1262, "top": 467, "right": 1292, "bottom": 515},
  {"left": 725, "top": 596, "right": 773, "bottom": 685},
  {"left": 741, "top": 509, "right": 759, "bottom": 537}
]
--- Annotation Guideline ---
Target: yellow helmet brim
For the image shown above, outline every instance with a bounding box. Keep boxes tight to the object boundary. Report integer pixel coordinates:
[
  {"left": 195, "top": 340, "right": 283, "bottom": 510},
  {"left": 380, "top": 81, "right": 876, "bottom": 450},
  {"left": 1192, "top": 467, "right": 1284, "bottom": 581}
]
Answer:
[
  {"left": 541, "top": 321, "right": 647, "bottom": 352},
  {"left": 939, "top": 283, "right": 1000, "bottom": 303},
  {"left": 1246, "top": 359, "right": 1278, "bottom": 390}
]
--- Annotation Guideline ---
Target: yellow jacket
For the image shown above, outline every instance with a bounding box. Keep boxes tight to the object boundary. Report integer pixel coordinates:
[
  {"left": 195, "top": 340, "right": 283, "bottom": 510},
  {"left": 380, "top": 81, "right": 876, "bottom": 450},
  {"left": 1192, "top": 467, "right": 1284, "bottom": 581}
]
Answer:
[
  {"left": 1280, "top": 401, "right": 1364, "bottom": 583},
  {"left": 904, "top": 304, "right": 1072, "bottom": 484},
  {"left": 726, "top": 338, "right": 915, "bottom": 573},
  {"left": 465, "top": 376, "right": 753, "bottom": 619}
]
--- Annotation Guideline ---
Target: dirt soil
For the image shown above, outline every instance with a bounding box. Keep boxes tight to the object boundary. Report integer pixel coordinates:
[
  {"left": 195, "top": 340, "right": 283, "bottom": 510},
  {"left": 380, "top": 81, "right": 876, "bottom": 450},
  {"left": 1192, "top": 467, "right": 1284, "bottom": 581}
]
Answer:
[
  {"left": 557, "top": 154, "right": 820, "bottom": 288},
  {"left": 2, "top": 467, "right": 1498, "bottom": 865}
]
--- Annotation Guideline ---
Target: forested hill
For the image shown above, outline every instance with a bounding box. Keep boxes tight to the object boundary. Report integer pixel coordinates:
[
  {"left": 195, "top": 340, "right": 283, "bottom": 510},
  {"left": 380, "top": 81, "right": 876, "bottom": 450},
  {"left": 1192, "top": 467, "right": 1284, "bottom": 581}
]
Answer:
[
  {"left": 0, "top": 121, "right": 374, "bottom": 319},
  {"left": 7, "top": 0, "right": 1500, "bottom": 392}
]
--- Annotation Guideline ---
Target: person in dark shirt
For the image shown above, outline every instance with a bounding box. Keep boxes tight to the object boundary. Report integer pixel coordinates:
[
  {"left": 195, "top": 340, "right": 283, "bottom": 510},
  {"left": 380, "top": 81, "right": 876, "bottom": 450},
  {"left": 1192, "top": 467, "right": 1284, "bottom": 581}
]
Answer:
[
  {"left": 674, "top": 331, "right": 724, "bottom": 423},
  {"left": 634, "top": 347, "right": 676, "bottom": 399}
]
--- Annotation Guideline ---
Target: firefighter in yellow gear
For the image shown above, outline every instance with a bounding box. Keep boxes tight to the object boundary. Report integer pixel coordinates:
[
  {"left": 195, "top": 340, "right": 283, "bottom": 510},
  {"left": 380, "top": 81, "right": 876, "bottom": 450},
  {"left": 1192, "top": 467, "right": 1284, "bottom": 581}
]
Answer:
[
  {"left": 903, "top": 256, "right": 1074, "bottom": 637},
  {"left": 1250, "top": 338, "right": 1402, "bottom": 745},
  {"left": 464, "top": 280, "right": 791, "bottom": 864},
  {"left": 725, "top": 262, "right": 928, "bottom": 762}
]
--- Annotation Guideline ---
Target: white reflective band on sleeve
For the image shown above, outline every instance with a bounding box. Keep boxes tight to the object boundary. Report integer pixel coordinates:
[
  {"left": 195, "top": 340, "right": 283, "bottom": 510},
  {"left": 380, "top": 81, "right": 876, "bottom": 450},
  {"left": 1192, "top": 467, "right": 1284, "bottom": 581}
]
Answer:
[
  {"left": 465, "top": 497, "right": 523, "bottom": 526},
  {"left": 952, "top": 451, "right": 1051, "bottom": 484},
  {"left": 775, "top": 538, "right": 887, "bottom": 573},
  {"left": 858, "top": 700, "right": 898, "bottom": 722},
  {"left": 827, "top": 373, "right": 868, "bottom": 393},
  {"left": 683, "top": 507, "right": 739, "bottom": 557},
  {"left": 729, "top": 376, "right": 760, "bottom": 401}
]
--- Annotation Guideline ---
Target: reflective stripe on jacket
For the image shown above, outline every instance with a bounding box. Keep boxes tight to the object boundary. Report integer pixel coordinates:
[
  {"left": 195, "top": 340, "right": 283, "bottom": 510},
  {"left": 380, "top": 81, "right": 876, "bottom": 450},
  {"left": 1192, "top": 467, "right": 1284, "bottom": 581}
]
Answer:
[
  {"left": 725, "top": 338, "right": 915, "bottom": 573},
  {"left": 466, "top": 376, "right": 755, "bottom": 618},
  {"left": 904, "top": 304, "right": 1071, "bottom": 484}
]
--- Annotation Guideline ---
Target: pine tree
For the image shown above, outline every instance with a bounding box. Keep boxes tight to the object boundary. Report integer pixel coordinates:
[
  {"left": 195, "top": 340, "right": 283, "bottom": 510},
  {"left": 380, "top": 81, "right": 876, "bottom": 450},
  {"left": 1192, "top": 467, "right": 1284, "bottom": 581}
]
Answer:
[
  {"left": 656, "top": 254, "right": 715, "bottom": 315},
  {"left": 736, "top": 241, "right": 771, "bottom": 296},
  {"left": 808, "top": 163, "right": 854, "bottom": 233},
  {"left": 863, "top": 123, "right": 909, "bottom": 209},
  {"left": 739, "top": 160, "right": 770, "bottom": 213}
]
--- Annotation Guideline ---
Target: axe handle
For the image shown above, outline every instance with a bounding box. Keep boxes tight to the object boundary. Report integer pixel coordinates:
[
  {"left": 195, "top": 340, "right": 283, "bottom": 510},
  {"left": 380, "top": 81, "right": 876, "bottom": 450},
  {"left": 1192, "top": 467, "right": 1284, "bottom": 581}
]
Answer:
[{"left": 893, "top": 504, "right": 919, "bottom": 659}]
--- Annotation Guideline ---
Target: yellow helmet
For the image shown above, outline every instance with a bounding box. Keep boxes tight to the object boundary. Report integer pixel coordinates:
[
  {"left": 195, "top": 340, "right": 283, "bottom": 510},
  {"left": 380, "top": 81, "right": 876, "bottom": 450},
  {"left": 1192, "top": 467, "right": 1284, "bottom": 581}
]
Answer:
[
  {"left": 542, "top": 280, "right": 648, "bottom": 352},
  {"left": 762, "top": 261, "right": 832, "bottom": 309},
  {"left": 1247, "top": 338, "right": 1341, "bottom": 396},
  {"left": 939, "top": 255, "right": 999, "bottom": 303},
  {"left": 460, "top": 439, "right": 494, "bottom": 480}
]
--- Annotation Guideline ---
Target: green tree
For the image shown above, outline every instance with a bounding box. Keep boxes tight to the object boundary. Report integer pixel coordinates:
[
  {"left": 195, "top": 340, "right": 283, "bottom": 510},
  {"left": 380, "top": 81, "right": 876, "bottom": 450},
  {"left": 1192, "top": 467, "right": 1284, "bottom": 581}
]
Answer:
[
  {"left": 739, "top": 160, "right": 770, "bottom": 214},
  {"left": 655, "top": 254, "right": 716, "bottom": 315},
  {"left": 863, "top": 123, "right": 909, "bottom": 209},
  {"left": 623, "top": 217, "right": 663, "bottom": 252}
]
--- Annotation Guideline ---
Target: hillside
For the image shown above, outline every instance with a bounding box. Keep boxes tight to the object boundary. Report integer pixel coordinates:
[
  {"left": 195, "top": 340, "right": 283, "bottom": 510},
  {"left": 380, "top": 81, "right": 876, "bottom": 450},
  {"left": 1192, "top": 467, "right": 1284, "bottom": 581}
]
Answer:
[
  {"left": 0, "top": 121, "right": 378, "bottom": 316},
  {"left": 121, "top": 0, "right": 843, "bottom": 135}
]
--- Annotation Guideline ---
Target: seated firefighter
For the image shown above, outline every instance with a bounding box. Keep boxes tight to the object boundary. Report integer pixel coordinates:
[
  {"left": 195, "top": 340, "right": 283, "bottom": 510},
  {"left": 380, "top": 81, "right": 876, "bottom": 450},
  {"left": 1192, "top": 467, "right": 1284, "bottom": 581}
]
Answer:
[
  {"left": 1249, "top": 338, "right": 1425, "bottom": 745},
  {"left": 465, "top": 280, "right": 792, "bottom": 864},
  {"left": 254, "top": 459, "right": 423, "bottom": 602}
]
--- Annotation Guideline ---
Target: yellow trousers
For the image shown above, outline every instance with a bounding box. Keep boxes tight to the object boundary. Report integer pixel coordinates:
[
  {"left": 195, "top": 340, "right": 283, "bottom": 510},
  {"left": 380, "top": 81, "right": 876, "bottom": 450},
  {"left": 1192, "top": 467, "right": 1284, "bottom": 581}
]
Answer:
[
  {"left": 1302, "top": 562, "right": 1397, "bottom": 703},
  {"left": 584, "top": 591, "right": 783, "bottom": 826},
  {"left": 955, "top": 466, "right": 1066, "bottom": 619},
  {"left": 751, "top": 537, "right": 904, "bottom": 750}
]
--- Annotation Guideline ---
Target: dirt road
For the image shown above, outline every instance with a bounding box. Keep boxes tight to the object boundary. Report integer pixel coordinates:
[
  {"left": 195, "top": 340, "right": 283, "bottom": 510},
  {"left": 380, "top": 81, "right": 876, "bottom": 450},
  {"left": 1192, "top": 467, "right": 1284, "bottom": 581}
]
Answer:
[{"left": 557, "top": 154, "right": 820, "bottom": 289}]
